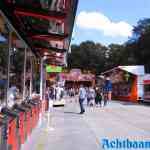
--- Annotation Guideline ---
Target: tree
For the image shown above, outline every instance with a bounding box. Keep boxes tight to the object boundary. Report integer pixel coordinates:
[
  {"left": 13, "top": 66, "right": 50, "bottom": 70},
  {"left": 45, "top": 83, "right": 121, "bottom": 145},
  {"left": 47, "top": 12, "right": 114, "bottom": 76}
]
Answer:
[
  {"left": 68, "top": 41, "right": 107, "bottom": 74},
  {"left": 126, "top": 18, "right": 150, "bottom": 72},
  {"left": 68, "top": 18, "right": 150, "bottom": 74},
  {"left": 104, "top": 44, "right": 125, "bottom": 70}
]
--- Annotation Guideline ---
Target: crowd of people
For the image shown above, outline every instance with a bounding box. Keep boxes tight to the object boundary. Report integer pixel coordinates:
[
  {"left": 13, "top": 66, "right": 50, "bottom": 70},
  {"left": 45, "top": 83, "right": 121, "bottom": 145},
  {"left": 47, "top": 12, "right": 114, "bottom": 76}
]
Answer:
[
  {"left": 78, "top": 77, "right": 112, "bottom": 114},
  {"left": 46, "top": 77, "right": 112, "bottom": 115},
  {"left": 46, "top": 85, "right": 64, "bottom": 101}
]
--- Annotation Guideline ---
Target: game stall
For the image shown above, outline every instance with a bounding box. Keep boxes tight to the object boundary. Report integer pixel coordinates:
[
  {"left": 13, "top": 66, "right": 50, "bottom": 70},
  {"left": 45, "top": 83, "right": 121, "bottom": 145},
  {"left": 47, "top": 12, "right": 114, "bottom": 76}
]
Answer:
[{"left": 102, "top": 66, "right": 150, "bottom": 102}]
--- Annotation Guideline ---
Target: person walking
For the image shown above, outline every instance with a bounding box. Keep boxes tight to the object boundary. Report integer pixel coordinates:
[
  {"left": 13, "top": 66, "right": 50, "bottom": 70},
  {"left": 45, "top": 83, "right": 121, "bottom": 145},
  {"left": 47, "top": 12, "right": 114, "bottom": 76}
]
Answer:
[
  {"left": 87, "top": 87, "right": 91, "bottom": 106},
  {"left": 95, "top": 87, "right": 102, "bottom": 107},
  {"left": 103, "top": 77, "right": 112, "bottom": 106},
  {"left": 88, "top": 86, "right": 96, "bottom": 107},
  {"left": 46, "top": 86, "right": 54, "bottom": 111},
  {"left": 79, "top": 85, "right": 86, "bottom": 114}
]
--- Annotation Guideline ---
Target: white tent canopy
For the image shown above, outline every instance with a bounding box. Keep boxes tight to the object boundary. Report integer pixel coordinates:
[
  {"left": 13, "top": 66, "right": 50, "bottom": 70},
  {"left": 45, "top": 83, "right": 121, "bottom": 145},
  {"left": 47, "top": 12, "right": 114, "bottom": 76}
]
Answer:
[{"left": 118, "top": 65, "right": 145, "bottom": 75}]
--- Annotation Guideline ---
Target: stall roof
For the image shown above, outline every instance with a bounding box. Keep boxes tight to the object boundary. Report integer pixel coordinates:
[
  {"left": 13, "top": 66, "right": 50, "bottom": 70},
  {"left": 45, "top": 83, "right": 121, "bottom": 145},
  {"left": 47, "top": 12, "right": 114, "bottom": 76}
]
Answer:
[
  {"left": 101, "top": 65, "right": 145, "bottom": 76},
  {"left": 60, "top": 69, "right": 95, "bottom": 81},
  {"left": 0, "top": 0, "right": 78, "bottom": 59},
  {"left": 118, "top": 66, "right": 145, "bottom": 75}
]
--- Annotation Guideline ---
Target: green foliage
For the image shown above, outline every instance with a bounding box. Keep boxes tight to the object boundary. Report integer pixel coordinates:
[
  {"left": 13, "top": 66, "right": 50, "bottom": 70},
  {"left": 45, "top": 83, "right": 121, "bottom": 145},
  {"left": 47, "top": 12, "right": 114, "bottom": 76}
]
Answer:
[
  {"left": 104, "top": 44, "right": 125, "bottom": 70},
  {"left": 1, "top": 18, "right": 150, "bottom": 76},
  {"left": 126, "top": 18, "right": 150, "bottom": 72},
  {"left": 68, "top": 41, "right": 126, "bottom": 74},
  {"left": 68, "top": 41, "right": 108, "bottom": 75},
  {"left": 68, "top": 18, "right": 150, "bottom": 74}
]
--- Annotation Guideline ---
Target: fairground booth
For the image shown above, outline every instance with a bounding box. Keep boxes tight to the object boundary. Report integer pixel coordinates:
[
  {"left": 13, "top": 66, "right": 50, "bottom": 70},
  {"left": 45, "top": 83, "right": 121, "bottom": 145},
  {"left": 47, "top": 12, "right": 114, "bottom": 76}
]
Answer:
[
  {"left": 0, "top": 1, "right": 78, "bottom": 149},
  {"left": 0, "top": 0, "right": 78, "bottom": 102},
  {"left": 101, "top": 66, "right": 150, "bottom": 102},
  {"left": 59, "top": 69, "right": 95, "bottom": 90}
]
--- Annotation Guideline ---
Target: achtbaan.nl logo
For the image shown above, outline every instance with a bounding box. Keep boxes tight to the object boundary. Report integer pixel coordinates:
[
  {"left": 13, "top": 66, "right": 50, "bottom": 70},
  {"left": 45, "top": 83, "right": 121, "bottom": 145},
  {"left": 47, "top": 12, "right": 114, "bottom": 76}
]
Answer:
[{"left": 101, "top": 138, "right": 150, "bottom": 149}]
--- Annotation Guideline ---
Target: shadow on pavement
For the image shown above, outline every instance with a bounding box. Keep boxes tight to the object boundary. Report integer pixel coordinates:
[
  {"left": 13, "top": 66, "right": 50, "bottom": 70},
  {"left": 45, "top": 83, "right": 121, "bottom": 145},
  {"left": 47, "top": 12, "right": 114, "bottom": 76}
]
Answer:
[
  {"left": 64, "top": 111, "right": 80, "bottom": 115},
  {"left": 120, "top": 102, "right": 139, "bottom": 106},
  {"left": 113, "top": 100, "right": 150, "bottom": 107}
]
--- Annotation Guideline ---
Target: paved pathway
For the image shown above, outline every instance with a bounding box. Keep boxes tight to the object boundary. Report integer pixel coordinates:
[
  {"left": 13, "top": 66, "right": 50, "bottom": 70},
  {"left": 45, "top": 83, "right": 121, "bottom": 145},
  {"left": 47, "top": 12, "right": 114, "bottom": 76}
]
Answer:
[{"left": 21, "top": 100, "right": 150, "bottom": 150}]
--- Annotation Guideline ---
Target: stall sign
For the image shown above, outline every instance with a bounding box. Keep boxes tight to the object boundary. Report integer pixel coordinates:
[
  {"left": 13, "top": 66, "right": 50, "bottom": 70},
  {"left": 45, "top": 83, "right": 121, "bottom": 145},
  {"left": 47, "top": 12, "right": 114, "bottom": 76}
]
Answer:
[{"left": 46, "top": 65, "right": 62, "bottom": 73}]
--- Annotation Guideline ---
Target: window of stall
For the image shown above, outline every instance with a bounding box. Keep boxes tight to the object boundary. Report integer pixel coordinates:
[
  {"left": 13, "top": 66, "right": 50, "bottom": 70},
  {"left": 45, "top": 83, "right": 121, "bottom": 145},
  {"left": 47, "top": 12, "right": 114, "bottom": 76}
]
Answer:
[
  {"left": 25, "top": 50, "right": 40, "bottom": 99},
  {"left": 8, "top": 37, "right": 25, "bottom": 103},
  {"left": 24, "top": 49, "right": 30, "bottom": 99},
  {"left": 0, "top": 13, "right": 8, "bottom": 105},
  {"left": 144, "top": 84, "right": 150, "bottom": 96},
  {"left": 32, "top": 56, "right": 40, "bottom": 94}
]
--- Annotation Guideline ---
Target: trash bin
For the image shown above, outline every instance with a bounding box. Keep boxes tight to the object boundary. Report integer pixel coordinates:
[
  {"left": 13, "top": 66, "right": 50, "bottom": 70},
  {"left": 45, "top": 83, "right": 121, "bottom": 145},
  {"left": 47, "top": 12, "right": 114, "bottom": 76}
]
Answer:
[
  {"left": 21, "top": 102, "right": 34, "bottom": 135},
  {"left": 45, "top": 99, "right": 49, "bottom": 112},
  {"left": 13, "top": 104, "right": 27, "bottom": 144},
  {"left": 1, "top": 107, "right": 20, "bottom": 150},
  {"left": 0, "top": 111, "right": 18, "bottom": 150},
  {"left": 0, "top": 114, "right": 8, "bottom": 150},
  {"left": 41, "top": 100, "right": 46, "bottom": 113},
  {"left": 34, "top": 99, "right": 42, "bottom": 125},
  {"left": 20, "top": 103, "right": 31, "bottom": 139},
  {"left": 27, "top": 100, "right": 41, "bottom": 128},
  {"left": 38, "top": 99, "right": 42, "bottom": 114},
  {"left": 27, "top": 102, "right": 36, "bottom": 129}
]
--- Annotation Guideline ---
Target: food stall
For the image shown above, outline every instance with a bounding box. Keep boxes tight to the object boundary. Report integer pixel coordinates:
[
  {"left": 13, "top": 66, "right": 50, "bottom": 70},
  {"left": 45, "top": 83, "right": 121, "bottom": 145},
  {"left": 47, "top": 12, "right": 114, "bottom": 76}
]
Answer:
[{"left": 0, "top": 0, "right": 78, "bottom": 148}]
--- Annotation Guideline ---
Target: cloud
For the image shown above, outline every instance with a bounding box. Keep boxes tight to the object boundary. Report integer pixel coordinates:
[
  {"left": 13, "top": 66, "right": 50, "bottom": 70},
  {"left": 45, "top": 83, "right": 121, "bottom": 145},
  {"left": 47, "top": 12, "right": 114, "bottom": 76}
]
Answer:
[{"left": 76, "top": 11, "right": 133, "bottom": 37}]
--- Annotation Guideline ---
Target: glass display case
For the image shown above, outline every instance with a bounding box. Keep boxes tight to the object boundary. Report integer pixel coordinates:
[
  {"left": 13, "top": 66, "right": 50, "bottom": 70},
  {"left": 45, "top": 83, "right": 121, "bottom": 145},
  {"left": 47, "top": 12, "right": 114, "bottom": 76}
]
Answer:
[
  {"left": 144, "top": 84, "right": 150, "bottom": 97},
  {"left": 25, "top": 50, "right": 40, "bottom": 99},
  {"left": 0, "top": 12, "right": 8, "bottom": 104}
]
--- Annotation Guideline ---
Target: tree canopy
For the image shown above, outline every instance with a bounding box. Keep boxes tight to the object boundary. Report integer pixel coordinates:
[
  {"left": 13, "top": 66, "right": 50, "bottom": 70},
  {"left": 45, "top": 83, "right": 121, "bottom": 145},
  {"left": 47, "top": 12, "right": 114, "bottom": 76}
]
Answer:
[
  {"left": 68, "top": 18, "right": 150, "bottom": 74},
  {"left": 0, "top": 18, "right": 150, "bottom": 75},
  {"left": 68, "top": 41, "right": 108, "bottom": 75}
]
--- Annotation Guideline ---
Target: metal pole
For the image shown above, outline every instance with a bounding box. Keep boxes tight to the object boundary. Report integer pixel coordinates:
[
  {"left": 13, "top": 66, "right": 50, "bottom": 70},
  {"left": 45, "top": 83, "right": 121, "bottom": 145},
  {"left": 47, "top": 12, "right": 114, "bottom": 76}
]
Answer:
[
  {"left": 40, "top": 57, "right": 44, "bottom": 100},
  {"left": 43, "top": 67, "right": 46, "bottom": 100},
  {"left": 23, "top": 47, "right": 27, "bottom": 101},
  {"left": 6, "top": 30, "right": 12, "bottom": 106},
  {"left": 30, "top": 54, "right": 33, "bottom": 98},
  {"left": 38, "top": 57, "right": 44, "bottom": 128}
]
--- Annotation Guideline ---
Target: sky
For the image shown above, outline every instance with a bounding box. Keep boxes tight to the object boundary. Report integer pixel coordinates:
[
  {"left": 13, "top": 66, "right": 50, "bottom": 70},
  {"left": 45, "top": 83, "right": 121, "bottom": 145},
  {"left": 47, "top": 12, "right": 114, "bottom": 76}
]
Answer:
[
  {"left": 0, "top": 34, "right": 6, "bottom": 42},
  {"left": 72, "top": 0, "right": 150, "bottom": 46}
]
